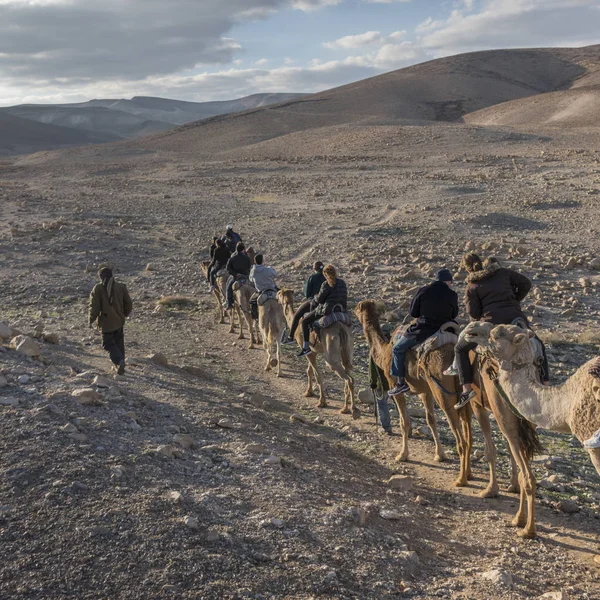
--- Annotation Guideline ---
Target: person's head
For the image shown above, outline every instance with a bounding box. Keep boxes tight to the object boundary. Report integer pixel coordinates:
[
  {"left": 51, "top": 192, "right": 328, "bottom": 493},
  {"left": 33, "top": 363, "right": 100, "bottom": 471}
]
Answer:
[
  {"left": 236, "top": 242, "right": 245, "bottom": 253},
  {"left": 461, "top": 252, "right": 483, "bottom": 273},
  {"left": 225, "top": 230, "right": 233, "bottom": 239},
  {"left": 483, "top": 256, "right": 500, "bottom": 268},
  {"left": 226, "top": 224, "right": 233, "bottom": 233},
  {"left": 212, "top": 236, "right": 218, "bottom": 243},
  {"left": 255, "top": 254, "right": 264, "bottom": 265},
  {"left": 216, "top": 238, "right": 225, "bottom": 249},
  {"left": 98, "top": 265, "right": 113, "bottom": 280},
  {"left": 313, "top": 260, "right": 324, "bottom": 273},
  {"left": 435, "top": 268, "right": 453, "bottom": 287},
  {"left": 323, "top": 264, "right": 337, "bottom": 286}
]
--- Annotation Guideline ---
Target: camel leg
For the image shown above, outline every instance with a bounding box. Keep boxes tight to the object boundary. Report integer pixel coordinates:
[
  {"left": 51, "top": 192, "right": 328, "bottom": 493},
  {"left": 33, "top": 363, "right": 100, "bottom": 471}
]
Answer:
[
  {"left": 308, "top": 354, "right": 326, "bottom": 408},
  {"left": 421, "top": 392, "right": 447, "bottom": 463},
  {"left": 214, "top": 290, "right": 225, "bottom": 324},
  {"left": 503, "top": 440, "right": 536, "bottom": 538},
  {"left": 330, "top": 360, "right": 354, "bottom": 416},
  {"left": 244, "top": 313, "right": 255, "bottom": 349},
  {"left": 471, "top": 402, "right": 499, "bottom": 498},
  {"left": 461, "top": 406, "right": 474, "bottom": 480},
  {"left": 304, "top": 358, "right": 316, "bottom": 398},
  {"left": 228, "top": 306, "right": 236, "bottom": 333},
  {"left": 263, "top": 328, "right": 272, "bottom": 372},
  {"left": 587, "top": 448, "right": 600, "bottom": 476},
  {"left": 275, "top": 341, "right": 282, "bottom": 378},
  {"left": 507, "top": 451, "right": 521, "bottom": 494},
  {"left": 393, "top": 393, "right": 411, "bottom": 462},
  {"left": 444, "top": 407, "right": 469, "bottom": 487}
]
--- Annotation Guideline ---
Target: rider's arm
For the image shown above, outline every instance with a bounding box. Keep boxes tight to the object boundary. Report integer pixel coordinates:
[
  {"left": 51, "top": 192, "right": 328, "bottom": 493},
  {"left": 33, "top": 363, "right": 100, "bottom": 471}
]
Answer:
[
  {"left": 510, "top": 270, "right": 532, "bottom": 302},
  {"left": 409, "top": 287, "right": 423, "bottom": 318},
  {"left": 315, "top": 281, "right": 331, "bottom": 305}
]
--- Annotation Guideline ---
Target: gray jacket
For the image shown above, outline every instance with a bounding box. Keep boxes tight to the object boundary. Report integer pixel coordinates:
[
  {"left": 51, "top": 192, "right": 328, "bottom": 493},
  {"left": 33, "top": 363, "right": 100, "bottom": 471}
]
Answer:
[{"left": 250, "top": 265, "right": 278, "bottom": 293}]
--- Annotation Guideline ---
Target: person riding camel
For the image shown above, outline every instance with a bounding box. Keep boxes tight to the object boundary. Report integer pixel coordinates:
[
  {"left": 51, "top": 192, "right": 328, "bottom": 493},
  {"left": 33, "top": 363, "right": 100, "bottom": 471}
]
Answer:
[
  {"left": 281, "top": 261, "right": 326, "bottom": 345},
  {"left": 209, "top": 236, "right": 219, "bottom": 260},
  {"left": 388, "top": 269, "right": 458, "bottom": 396},
  {"left": 297, "top": 264, "right": 347, "bottom": 358},
  {"left": 449, "top": 252, "right": 543, "bottom": 409},
  {"left": 223, "top": 225, "right": 242, "bottom": 254},
  {"left": 207, "top": 238, "right": 231, "bottom": 291},
  {"left": 223, "top": 242, "right": 252, "bottom": 310},
  {"left": 249, "top": 254, "right": 278, "bottom": 319}
]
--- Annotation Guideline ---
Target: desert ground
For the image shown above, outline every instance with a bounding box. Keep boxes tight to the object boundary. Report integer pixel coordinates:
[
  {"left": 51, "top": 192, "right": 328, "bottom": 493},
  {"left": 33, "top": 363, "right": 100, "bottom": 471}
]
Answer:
[{"left": 1, "top": 46, "right": 600, "bottom": 599}]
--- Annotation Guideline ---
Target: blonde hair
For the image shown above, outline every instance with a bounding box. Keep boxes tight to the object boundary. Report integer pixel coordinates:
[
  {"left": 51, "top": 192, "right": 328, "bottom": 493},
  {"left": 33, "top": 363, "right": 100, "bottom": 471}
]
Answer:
[
  {"left": 323, "top": 264, "right": 337, "bottom": 285},
  {"left": 461, "top": 253, "right": 483, "bottom": 273}
]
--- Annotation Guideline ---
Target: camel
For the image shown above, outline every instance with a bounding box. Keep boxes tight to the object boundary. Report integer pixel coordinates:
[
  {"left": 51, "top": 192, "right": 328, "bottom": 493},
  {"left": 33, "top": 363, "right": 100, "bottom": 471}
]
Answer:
[
  {"left": 484, "top": 324, "right": 600, "bottom": 476},
  {"left": 200, "top": 261, "right": 228, "bottom": 324},
  {"left": 462, "top": 321, "right": 545, "bottom": 538},
  {"left": 355, "top": 300, "right": 501, "bottom": 491},
  {"left": 277, "top": 289, "right": 358, "bottom": 417},
  {"left": 256, "top": 294, "right": 286, "bottom": 376},
  {"left": 232, "top": 279, "right": 261, "bottom": 349}
]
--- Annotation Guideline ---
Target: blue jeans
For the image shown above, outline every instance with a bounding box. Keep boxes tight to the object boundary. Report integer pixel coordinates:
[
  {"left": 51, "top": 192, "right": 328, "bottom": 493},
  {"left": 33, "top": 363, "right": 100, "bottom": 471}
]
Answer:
[
  {"left": 225, "top": 276, "right": 235, "bottom": 307},
  {"left": 390, "top": 336, "right": 418, "bottom": 380}
]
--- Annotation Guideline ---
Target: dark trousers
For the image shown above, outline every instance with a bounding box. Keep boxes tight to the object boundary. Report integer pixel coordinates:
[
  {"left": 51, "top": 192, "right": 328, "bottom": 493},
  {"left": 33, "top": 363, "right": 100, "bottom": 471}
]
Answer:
[
  {"left": 102, "top": 328, "right": 125, "bottom": 366},
  {"left": 301, "top": 310, "right": 319, "bottom": 344},
  {"left": 455, "top": 338, "right": 477, "bottom": 386},
  {"left": 208, "top": 265, "right": 221, "bottom": 286},
  {"left": 390, "top": 336, "right": 418, "bottom": 381},
  {"left": 290, "top": 299, "right": 313, "bottom": 338},
  {"left": 225, "top": 275, "right": 236, "bottom": 307}
]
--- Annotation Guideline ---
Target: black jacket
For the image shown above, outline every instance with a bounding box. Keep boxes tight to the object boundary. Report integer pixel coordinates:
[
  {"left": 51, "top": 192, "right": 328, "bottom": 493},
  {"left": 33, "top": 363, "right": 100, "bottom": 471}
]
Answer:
[
  {"left": 465, "top": 263, "right": 531, "bottom": 324},
  {"left": 304, "top": 271, "right": 326, "bottom": 299},
  {"left": 226, "top": 251, "right": 252, "bottom": 278},
  {"left": 209, "top": 246, "right": 231, "bottom": 271},
  {"left": 315, "top": 278, "right": 347, "bottom": 316},
  {"left": 404, "top": 280, "right": 458, "bottom": 343}
]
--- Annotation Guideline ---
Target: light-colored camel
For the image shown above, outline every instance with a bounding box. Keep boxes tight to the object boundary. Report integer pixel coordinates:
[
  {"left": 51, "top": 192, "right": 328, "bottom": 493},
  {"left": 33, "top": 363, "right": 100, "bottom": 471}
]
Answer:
[
  {"left": 463, "top": 321, "right": 544, "bottom": 538},
  {"left": 257, "top": 296, "right": 285, "bottom": 377},
  {"left": 232, "top": 279, "right": 261, "bottom": 349},
  {"left": 355, "top": 300, "right": 500, "bottom": 491},
  {"left": 277, "top": 289, "right": 358, "bottom": 417},
  {"left": 485, "top": 324, "right": 600, "bottom": 476}
]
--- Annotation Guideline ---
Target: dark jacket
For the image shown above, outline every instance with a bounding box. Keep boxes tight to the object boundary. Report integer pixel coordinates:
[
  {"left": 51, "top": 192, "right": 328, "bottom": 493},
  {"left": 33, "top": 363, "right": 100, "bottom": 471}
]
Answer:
[
  {"left": 223, "top": 231, "right": 242, "bottom": 253},
  {"left": 404, "top": 279, "right": 459, "bottom": 343},
  {"left": 209, "top": 246, "right": 231, "bottom": 271},
  {"left": 89, "top": 280, "right": 133, "bottom": 333},
  {"left": 465, "top": 263, "right": 531, "bottom": 324},
  {"left": 226, "top": 251, "right": 252, "bottom": 278},
  {"left": 315, "top": 278, "right": 347, "bottom": 316},
  {"left": 304, "top": 271, "right": 326, "bottom": 300}
]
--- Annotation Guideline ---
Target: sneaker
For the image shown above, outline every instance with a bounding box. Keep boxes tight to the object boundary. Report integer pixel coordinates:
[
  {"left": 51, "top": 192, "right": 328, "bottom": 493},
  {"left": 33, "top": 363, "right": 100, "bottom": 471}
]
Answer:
[
  {"left": 297, "top": 347, "right": 312, "bottom": 358},
  {"left": 454, "top": 390, "right": 476, "bottom": 410},
  {"left": 443, "top": 365, "right": 458, "bottom": 377},
  {"left": 117, "top": 361, "right": 125, "bottom": 376},
  {"left": 583, "top": 429, "right": 600, "bottom": 449},
  {"left": 388, "top": 381, "right": 410, "bottom": 396},
  {"left": 209, "top": 285, "right": 215, "bottom": 292}
]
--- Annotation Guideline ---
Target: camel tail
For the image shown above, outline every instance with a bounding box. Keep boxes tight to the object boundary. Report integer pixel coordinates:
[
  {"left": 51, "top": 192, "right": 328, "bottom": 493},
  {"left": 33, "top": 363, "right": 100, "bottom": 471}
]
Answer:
[
  {"left": 517, "top": 418, "right": 544, "bottom": 460},
  {"left": 339, "top": 325, "right": 353, "bottom": 371}
]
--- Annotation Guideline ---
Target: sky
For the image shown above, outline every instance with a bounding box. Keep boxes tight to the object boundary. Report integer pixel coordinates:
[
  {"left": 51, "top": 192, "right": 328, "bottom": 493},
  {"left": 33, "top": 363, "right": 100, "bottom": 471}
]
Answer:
[{"left": 1, "top": 0, "right": 599, "bottom": 106}]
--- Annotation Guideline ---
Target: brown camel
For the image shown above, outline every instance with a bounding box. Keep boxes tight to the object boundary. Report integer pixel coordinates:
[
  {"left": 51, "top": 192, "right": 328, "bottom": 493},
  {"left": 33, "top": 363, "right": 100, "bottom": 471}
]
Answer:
[
  {"left": 277, "top": 289, "right": 358, "bottom": 417},
  {"left": 355, "top": 300, "right": 500, "bottom": 492},
  {"left": 257, "top": 295, "right": 286, "bottom": 377},
  {"left": 484, "top": 324, "right": 600, "bottom": 476},
  {"left": 232, "top": 279, "right": 260, "bottom": 349},
  {"left": 462, "top": 321, "right": 544, "bottom": 538}
]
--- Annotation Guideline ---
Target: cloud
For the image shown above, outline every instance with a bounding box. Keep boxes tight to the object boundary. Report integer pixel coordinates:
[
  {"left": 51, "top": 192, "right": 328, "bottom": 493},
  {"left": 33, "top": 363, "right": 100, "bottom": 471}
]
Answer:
[
  {"left": 0, "top": 0, "right": 338, "bottom": 84},
  {"left": 255, "top": 58, "right": 270, "bottom": 66},
  {"left": 363, "top": 0, "right": 412, "bottom": 3},
  {"left": 323, "top": 31, "right": 384, "bottom": 50}
]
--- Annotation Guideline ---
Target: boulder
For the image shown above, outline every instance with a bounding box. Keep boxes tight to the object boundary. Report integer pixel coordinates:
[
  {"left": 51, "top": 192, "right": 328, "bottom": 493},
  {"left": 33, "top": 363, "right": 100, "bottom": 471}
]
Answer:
[
  {"left": 11, "top": 335, "right": 40, "bottom": 358},
  {"left": 43, "top": 332, "right": 60, "bottom": 344},
  {"left": 0, "top": 322, "right": 12, "bottom": 340},
  {"left": 386, "top": 475, "right": 413, "bottom": 492},
  {"left": 557, "top": 499, "right": 579, "bottom": 514},
  {"left": 71, "top": 388, "right": 102, "bottom": 405},
  {"left": 481, "top": 569, "right": 513, "bottom": 587},
  {"left": 149, "top": 352, "right": 169, "bottom": 367}
]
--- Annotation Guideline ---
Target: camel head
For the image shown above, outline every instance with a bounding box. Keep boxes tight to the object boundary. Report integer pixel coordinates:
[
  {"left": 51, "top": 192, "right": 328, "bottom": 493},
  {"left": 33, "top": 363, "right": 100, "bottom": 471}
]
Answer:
[
  {"left": 354, "top": 300, "right": 379, "bottom": 328},
  {"left": 277, "top": 289, "right": 295, "bottom": 311},
  {"left": 462, "top": 321, "right": 494, "bottom": 347},
  {"left": 488, "top": 324, "right": 536, "bottom": 365}
]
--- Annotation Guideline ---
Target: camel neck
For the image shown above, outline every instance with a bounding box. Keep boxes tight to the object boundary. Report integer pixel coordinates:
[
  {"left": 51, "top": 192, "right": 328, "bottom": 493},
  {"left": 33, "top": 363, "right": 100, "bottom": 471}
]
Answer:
[{"left": 498, "top": 366, "right": 571, "bottom": 432}]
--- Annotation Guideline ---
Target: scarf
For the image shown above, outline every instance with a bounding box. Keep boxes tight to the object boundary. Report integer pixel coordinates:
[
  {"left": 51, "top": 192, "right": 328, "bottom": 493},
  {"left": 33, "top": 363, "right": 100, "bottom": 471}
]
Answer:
[{"left": 100, "top": 268, "right": 115, "bottom": 305}]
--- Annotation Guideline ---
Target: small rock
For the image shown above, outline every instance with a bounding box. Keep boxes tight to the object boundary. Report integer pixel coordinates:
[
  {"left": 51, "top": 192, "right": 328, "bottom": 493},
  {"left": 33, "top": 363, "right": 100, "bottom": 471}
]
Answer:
[
  {"left": 216, "top": 419, "right": 235, "bottom": 429},
  {"left": 538, "top": 592, "right": 569, "bottom": 600},
  {"left": 11, "top": 335, "right": 40, "bottom": 358},
  {"left": 398, "top": 551, "right": 420, "bottom": 574},
  {"left": 0, "top": 375, "right": 8, "bottom": 388},
  {"left": 481, "top": 569, "right": 513, "bottom": 587},
  {"left": 18, "top": 375, "right": 30, "bottom": 385},
  {"left": 169, "top": 491, "right": 183, "bottom": 503},
  {"left": 70, "top": 432, "right": 88, "bottom": 442},
  {"left": 71, "top": 481, "right": 88, "bottom": 493},
  {"left": 264, "top": 455, "right": 282, "bottom": 466},
  {"left": 0, "top": 321, "right": 12, "bottom": 340},
  {"left": 557, "top": 499, "right": 579, "bottom": 514},
  {"left": 290, "top": 413, "right": 307, "bottom": 424},
  {"left": 379, "top": 509, "right": 403, "bottom": 520},
  {"left": 183, "top": 516, "right": 199, "bottom": 530},
  {"left": 149, "top": 352, "right": 169, "bottom": 367},
  {"left": 156, "top": 445, "right": 175, "bottom": 458},
  {"left": 173, "top": 433, "right": 195, "bottom": 449},
  {"left": 93, "top": 376, "right": 111, "bottom": 388},
  {"left": 0, "top": 397, "right": 20, "bottom": 407},
  {"left": 386, "top": 475, "right": 413, "bottom": 492},
  {"left": 245, "top": 443, "right": 266, "bottom": 454},
  {"left": 589, "top": 257, "right": 600, "bottom": 271},
  {"left": 72, "top": 388, "right": 102, "bottom": 405},
  {"left": 43, "top": 332, "right": 60, "bottom": 344},
  {"left": 205, "top": 528, "right": 219, "bottom": 542},
  {"left": 357, "top": 388, "right": 372, "bottom": 404},
  {"left": 62, "top": 423, "right": 79, "bottom": 434}
]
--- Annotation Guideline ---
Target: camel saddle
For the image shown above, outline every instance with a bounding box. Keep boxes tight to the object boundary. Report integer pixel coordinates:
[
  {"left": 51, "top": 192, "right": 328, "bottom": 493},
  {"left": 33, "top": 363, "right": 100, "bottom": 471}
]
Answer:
[{"left": 257, "top": 289, "right": 277, "bottom": 306}]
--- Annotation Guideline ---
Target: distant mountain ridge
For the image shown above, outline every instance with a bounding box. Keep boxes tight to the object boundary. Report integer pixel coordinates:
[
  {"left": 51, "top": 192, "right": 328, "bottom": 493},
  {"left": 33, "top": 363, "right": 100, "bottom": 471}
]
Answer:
[{"left": 0, "top": 93, "right": 306, "bottom": 155}]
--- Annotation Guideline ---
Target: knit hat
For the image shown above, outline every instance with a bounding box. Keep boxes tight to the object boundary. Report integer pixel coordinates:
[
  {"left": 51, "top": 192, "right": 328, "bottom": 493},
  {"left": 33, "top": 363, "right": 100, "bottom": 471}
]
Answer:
[{"left": 435, "top": 268, "right": 453, "bottom": 282}]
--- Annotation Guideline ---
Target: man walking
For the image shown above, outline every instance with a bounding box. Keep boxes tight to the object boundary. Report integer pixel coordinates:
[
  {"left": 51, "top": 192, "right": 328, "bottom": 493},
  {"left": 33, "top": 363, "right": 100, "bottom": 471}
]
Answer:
[{"left": 89, "top": 265, "right": 133, "bottom": 375}]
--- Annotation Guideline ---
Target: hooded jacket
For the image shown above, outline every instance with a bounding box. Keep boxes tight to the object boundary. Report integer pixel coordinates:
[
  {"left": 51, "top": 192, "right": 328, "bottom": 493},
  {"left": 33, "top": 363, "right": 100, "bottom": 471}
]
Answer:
[
  {"left": 465, "top": 262, "right": 531, "bottom": 324},
  {"left": 89, "top": 279, "right": 133, "bottom": 333},
  {"left": 404, "top": 279, "right": 459, "bottom": 343},
  {"left": 250, "top": 264, "right": 278, "bottom": 292}
]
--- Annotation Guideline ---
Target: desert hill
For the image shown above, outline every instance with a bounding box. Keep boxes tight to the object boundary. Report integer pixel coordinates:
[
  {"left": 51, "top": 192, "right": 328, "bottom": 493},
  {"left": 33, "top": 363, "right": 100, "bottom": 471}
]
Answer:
[
  {"left": 127, "top": 44, "right": 600, "bottom": 157},
  {"left": 0, "top": 112, "right": 113, "bottom": 156},
  {"left": 0, "top": 93, "right": 305, "bottom": 155}
]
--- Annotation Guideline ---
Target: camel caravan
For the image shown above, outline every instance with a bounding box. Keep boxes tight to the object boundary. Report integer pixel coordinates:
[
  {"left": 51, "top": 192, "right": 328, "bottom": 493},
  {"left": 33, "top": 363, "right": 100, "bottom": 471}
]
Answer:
[{"left": 202, "top": 225, "right": 600, "bottom": 539}]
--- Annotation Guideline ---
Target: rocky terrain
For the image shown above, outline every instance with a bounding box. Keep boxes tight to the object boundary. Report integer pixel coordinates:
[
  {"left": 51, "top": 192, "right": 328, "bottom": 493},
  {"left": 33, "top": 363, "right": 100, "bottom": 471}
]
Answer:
[{"left": 2, "top": 45, "right": 600, "bottom": 600}]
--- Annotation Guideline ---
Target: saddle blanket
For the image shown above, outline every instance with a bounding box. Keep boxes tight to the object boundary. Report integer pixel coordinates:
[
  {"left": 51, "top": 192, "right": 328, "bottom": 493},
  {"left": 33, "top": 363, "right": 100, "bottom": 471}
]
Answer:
[
  {"left": 315, "top": 311, "right": 352, "bottom": 330},
  {"left": 257, "top": 290, "right": 277, "bottom": 306}
]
